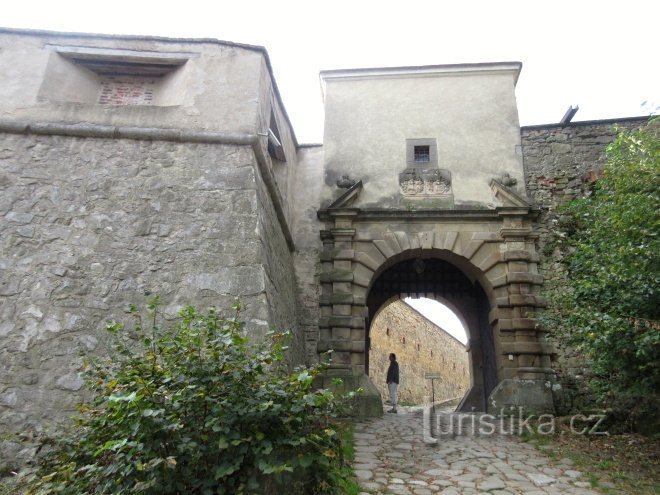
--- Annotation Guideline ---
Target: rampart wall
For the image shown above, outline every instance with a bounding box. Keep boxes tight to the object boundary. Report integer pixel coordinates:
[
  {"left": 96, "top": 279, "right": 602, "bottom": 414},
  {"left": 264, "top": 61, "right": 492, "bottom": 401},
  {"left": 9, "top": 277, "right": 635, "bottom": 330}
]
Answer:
[
  {"left": 0, "top": 130, "right": 300, "bottom": 466},
  {"left": 521, "top": 117, "right": 649, "bottom": 392},
  {"left": 369, "top": 300, "right": 470, "bottom": 405}
]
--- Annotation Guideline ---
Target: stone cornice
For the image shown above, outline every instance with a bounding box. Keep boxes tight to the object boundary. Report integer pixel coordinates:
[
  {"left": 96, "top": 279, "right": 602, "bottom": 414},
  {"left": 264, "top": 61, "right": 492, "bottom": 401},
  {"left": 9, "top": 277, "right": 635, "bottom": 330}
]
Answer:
[
  {"left": 318, "top": 207, "right": 538, "bottom": 222},
  {"left": 320, "top": 61, "right": 522, "bottom": 86},
  {"left": 0, "top": 119, "right": 257, "bottom": 145}
]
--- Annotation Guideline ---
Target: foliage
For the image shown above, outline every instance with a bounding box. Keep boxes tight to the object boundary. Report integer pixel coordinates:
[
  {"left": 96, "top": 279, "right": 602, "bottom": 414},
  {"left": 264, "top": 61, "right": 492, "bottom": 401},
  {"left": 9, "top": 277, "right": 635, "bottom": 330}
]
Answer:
[
  {"left": 21, "top": 299, "right": 356, "bottom": 494},
  {"left": 542, "top": 120, "right": 660, "bottom": 427},
  {"left": 334, "top": 423, "right": 362, "bottom": 495},
  {"left": 525, "top": 422, "right": 660, "bottom": 495}
]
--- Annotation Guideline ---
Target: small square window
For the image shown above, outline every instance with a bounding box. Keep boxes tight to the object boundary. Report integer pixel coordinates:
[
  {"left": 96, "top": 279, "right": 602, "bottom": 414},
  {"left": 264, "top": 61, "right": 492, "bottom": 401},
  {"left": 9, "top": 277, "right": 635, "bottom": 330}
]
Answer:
[
  {"left": 414, "top": 145, "right": 430, "bottom": 163},
  {"left": 406, "top": 138, "right": 438, "bottom": 168}
]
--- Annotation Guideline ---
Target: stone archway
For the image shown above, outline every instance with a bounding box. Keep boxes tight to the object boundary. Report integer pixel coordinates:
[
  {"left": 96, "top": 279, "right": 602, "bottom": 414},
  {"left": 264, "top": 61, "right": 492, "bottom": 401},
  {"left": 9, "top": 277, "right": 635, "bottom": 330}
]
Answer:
[
  {"left": 316, "top": 181, "right": 556, "bottom": 415},
  {"left": 365, "top": 255, "right": 496, "bottom": 411}
]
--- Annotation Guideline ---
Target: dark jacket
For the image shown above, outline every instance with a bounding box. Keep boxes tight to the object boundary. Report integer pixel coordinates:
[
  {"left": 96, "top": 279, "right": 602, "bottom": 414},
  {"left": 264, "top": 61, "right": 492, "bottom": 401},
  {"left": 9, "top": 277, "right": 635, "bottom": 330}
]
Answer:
[{"left": 386, "top": 360, "right": 399, "bottom": 384}]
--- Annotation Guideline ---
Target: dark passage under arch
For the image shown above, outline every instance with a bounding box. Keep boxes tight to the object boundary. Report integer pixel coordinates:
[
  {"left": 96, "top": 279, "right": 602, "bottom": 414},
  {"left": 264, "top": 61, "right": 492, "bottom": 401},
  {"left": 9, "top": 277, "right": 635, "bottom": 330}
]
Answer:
[{"left": 366, "top": 257, "right": 498, "bottom": 411}]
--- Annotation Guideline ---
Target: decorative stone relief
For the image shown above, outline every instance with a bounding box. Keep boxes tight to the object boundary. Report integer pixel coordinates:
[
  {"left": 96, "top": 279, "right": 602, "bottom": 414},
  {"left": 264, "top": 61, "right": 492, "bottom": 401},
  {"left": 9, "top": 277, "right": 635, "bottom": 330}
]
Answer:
[
  {"left": 498, "top": 172, "right": 518, "bottom": 187},
  {"left": 399, "top": 168, "right": 452, "bottom": 196},
  {"left": 336, "top": 174, "right": 357, "bottom": 188}
]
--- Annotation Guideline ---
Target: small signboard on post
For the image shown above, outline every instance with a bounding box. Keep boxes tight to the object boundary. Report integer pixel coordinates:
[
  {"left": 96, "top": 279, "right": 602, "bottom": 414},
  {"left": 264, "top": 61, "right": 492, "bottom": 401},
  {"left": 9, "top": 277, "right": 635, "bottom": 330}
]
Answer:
[{"left": 425, "top": 372, "right": 441, "bottom": 409}]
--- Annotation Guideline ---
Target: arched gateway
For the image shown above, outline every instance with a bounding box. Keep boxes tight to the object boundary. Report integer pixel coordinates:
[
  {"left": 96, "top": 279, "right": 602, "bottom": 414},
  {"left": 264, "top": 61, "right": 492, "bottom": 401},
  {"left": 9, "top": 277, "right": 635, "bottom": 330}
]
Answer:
[
  {"left": 316, "top": 182, "right": 554, "bottom": 415},
  {"left": 314, "top": 62, "right": 556, "bottom": 415}
]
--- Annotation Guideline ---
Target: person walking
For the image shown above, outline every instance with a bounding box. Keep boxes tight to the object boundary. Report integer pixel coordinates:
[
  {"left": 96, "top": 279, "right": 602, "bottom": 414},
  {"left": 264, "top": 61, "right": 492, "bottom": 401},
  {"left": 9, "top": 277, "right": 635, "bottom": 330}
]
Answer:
[{"left": 386, "top": 353, "right": 399, "bottom": 413}]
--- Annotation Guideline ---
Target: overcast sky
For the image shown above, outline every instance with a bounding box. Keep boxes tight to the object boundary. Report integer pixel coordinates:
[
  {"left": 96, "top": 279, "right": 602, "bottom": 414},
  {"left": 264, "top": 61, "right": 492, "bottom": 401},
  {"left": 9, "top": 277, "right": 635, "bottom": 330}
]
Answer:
[
  {"left": 405, "top": 298, "right": 467, "bottom": 344},
  {"left": 3, "top": 0, "right": 658, "bottom": 143}
]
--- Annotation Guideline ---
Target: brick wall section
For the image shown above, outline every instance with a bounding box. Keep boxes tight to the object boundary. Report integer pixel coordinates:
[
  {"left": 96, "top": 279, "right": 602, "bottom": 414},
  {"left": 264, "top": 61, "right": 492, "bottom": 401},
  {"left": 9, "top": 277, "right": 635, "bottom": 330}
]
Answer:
[{"left": 369, "top": 300, "right": 469, "bottom": 405}]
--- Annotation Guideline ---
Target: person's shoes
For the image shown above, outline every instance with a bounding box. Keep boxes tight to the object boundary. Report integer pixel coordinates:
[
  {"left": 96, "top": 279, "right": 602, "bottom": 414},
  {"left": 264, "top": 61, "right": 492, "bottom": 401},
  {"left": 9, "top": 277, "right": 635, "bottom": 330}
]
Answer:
[{"left": 387, "top": 408, "right": 397, "bottom": 414}]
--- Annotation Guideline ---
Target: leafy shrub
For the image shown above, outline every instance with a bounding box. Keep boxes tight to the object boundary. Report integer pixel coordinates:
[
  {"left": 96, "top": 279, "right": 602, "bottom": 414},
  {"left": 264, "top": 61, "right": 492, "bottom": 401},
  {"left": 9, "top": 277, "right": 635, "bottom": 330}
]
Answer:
[
  {"left": 541, "top": 120, "right": 659, "bottom": 431},
  {"left": 21, "top": 299, "right": 355, "bottom": 494}
]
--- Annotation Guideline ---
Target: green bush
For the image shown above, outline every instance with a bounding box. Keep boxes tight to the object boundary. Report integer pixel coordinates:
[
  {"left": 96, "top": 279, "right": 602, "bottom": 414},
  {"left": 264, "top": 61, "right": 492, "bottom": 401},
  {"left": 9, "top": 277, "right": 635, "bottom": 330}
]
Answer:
[
  {"left": 541, "top": 120, "right": 659, "bottom": 430},
  {"left": 21, "top": 299, "right": 355, "bottom": 494}
]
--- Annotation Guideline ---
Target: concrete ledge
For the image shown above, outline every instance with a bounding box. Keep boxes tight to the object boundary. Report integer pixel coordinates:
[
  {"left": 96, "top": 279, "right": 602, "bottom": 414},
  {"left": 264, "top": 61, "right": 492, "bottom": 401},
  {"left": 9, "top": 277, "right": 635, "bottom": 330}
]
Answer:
[
  {"left": 497, "top": 295, "right": 547, "bottom": 308},
  {"left": 332, "top": 249, "right": 355, "bottom": 260},
  {"left": 495, "top": 317, "right": 538, "bottom": 331},
  {"left": 509, "top": 294, "right": 540, "bottom": 306},
  {"left": 0, "top": 119, "right": 256, "bottom": 144},
  {"left": 320, "top": 269, "right": 354, "bottom": 283},
  {"left": 329, "top": 292, "right": 354, "bottom": 304},
  {"left": 318, "top": 316, "right": 365, "bottom": 329}
]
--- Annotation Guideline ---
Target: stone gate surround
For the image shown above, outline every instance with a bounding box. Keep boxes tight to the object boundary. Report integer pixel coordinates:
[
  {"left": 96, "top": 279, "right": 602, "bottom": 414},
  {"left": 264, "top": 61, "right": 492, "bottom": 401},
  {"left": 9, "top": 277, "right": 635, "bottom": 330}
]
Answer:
[{"left": 316, "top": 182, "right": 554, "bottom": 415}]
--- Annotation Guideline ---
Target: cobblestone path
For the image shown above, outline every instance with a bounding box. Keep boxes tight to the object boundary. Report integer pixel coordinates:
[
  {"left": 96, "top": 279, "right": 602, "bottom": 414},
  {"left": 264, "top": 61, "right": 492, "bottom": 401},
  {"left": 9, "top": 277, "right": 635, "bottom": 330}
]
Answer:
[{"left": 352, "top": 407, "right": 600, "bottom": 495}]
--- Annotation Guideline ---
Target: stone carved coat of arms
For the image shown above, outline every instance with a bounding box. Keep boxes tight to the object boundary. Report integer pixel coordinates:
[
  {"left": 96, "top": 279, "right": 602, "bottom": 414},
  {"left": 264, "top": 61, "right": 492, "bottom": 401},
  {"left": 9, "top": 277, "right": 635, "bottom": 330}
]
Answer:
[{"left": 399, "top": 168, "right": 452, "bottom": 196}]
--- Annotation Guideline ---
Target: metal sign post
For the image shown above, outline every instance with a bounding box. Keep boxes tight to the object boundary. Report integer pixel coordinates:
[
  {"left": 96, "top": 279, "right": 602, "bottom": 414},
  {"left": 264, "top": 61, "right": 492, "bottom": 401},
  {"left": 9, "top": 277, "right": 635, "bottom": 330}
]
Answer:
[
  {"left": 425, "top": 372, "right": 441, "bottom": 437},
  {"left": 425, "top": 372, "right": 441, "bottom": 415}
]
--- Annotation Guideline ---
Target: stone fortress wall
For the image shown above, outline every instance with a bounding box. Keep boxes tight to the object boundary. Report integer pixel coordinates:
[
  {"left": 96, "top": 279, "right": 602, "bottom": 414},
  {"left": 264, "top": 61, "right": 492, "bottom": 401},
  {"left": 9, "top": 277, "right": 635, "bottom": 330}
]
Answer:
[
  {"left": 520, "top": 117, "right": 649, "bottom": 383},
  {"left": 0, "top": 29, "right": 304, "bottom": 466},
  {"left": 369, "top": 300, "right": 469, "bottom": 406}
]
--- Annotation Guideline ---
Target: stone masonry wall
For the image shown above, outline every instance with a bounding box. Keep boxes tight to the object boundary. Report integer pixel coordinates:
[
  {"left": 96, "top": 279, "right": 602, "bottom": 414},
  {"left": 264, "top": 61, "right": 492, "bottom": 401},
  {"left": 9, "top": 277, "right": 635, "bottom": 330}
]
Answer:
[
  {"left": 254, "top": 161, "right": 303, "bottom": 366},
  {"left": 521, "top": 117, "right": 648, "bottom": 401},
  {"left": 292, "top": 145, "right": 325, "bottom": 366},
  {"left": 0, "top": 132, "right": 288, "bottom": 467},
  {"left": 369, "top": 300, "right": 469, "bottom": 406}
]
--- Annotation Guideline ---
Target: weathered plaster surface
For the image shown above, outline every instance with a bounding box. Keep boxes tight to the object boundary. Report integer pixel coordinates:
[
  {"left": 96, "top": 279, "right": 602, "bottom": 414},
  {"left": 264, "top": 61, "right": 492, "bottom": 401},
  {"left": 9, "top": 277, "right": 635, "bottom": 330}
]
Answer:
[
  {"left": 0, "top": 30, "right": 263, "bottom": 135},
  {"left": 292, "top": 145, "right": 325, "bottom": 364},
  {"left": 321, "top": 65, "right": 526, "bottom": 209}
]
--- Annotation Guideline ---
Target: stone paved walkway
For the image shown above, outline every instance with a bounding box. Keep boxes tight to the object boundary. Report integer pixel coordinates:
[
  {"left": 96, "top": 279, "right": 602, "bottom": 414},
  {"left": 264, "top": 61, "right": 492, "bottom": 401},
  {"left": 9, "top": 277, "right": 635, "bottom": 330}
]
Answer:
[{"left": 352, "top": 407, "right": 600, "bottom": 495}]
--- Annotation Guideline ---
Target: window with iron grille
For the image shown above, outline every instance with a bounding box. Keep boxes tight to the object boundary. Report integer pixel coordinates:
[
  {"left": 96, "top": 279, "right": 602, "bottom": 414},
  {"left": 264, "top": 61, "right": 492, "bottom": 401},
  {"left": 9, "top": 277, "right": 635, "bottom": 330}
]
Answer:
[
  {"left": 406, "top": 138, "right": 437, "bottom": 167},
  {"left": 414, "top": 145, "right": 430, "bottom": 163}
]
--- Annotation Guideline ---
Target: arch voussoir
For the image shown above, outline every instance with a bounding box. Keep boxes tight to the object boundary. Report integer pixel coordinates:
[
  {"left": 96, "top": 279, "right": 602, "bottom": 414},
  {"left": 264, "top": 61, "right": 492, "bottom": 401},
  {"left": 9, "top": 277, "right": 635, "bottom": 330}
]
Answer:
[{"left": 394, "top": 231, "right": 411, "bottom": 251}]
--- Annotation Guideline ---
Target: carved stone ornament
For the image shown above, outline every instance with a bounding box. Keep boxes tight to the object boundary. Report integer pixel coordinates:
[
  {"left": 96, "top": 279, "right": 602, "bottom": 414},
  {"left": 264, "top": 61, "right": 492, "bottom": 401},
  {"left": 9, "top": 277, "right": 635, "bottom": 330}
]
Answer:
[
  {"left": 498, "top": 172, "right": 518, "bottom": 187},
  {"left": 336, "top": 174, "right": 357, "bottom": 188},
  {"left": 399, "top": 168, "right": 452, "bottom": 196}
]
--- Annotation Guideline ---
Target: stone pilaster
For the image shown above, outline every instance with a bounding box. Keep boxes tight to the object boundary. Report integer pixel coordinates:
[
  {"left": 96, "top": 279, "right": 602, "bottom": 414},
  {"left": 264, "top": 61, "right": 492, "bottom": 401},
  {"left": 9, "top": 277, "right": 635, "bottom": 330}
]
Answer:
[
  {"left": 318, "top": 211, "right": 365, "bottom": 375},
  {"left": 487, "top": 208, "right": 555, "bottom": 412}
]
